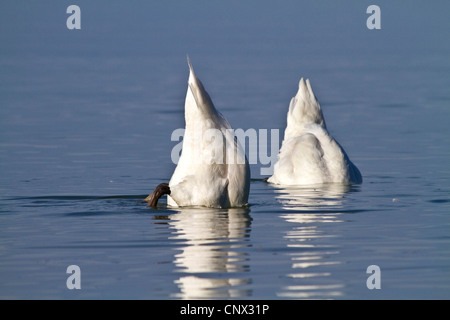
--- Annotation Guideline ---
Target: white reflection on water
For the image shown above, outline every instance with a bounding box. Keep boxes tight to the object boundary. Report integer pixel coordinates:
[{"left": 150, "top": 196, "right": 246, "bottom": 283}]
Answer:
[
  {"left": 273, "top": 184, "right": 351, "bottom": 299},
  {"left": 167, "top": 207, "right": 252, "bottom": 299},
  {"left": 274, "top": 184, "right": 350, "bottom": 211}
]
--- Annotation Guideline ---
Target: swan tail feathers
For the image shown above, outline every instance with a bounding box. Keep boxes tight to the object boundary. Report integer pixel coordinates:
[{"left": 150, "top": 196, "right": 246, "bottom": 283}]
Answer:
[{"left": 285, "top": 77, "right": 326, "bottom": 139}]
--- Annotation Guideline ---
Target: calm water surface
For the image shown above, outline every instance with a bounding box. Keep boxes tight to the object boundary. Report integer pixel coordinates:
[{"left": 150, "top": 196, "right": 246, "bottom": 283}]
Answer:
[{"left": 0, "top": 1, "right": 449, "bottom": 299}]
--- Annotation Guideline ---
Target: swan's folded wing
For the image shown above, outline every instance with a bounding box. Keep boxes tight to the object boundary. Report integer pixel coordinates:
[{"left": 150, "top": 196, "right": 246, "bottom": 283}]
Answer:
[
  {"left": 270, "top": 133, "right": 329, "bottom": 185},
  {"left": 169, "top": 172, "right": 230, "bottom": 208},
  {"left": 225, "top": 133, "right": 250, "bottom": 206}
]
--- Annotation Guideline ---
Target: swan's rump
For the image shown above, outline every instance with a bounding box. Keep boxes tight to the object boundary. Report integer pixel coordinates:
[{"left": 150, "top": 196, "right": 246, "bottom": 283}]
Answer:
[
  {"left": 168, "top": 132, "right": 250, "bottom": 208},
  {"left": 269, "top": 124, "right": 362, "bottom": 185}
]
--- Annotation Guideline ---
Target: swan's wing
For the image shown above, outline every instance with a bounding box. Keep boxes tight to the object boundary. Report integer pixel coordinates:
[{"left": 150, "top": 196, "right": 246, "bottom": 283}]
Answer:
[
  {"left": 282, "top": 133, "right": 329, "bottom": 185},
  {"left": 348, "top": 161, "right": 363, "bottom": 184},
  {"left": 305, "top": 124, "right": 362, "bottom": 184},
  {"left": 224, "top": 131, "right": 250, "bottom": 206},
  {"left": 169, "top": 172, "right": 230, "bottom": 208}
]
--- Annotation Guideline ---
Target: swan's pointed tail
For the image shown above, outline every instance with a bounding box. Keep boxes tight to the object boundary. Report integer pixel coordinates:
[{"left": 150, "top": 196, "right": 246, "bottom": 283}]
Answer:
[
  {"left": 185, "top": 56, "right": 230, "bottom": 128},
  {"left": 285, "top": 78, "right": 326, "bottom": 139},
  {"left": 187, "top": 54, "right": 196, "bottom": 81},
  {"left": 186, "top": 55, "right": 213, "bottom": 113}
]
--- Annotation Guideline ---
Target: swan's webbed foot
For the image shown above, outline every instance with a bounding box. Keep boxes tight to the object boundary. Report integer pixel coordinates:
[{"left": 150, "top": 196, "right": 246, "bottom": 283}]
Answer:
[{"left": 145, "top": 183, "right": 171, "bottom": 208}]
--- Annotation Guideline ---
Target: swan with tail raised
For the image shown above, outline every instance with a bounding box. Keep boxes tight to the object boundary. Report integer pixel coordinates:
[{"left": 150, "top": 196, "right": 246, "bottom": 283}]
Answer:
[
  {"left": 146, "top": 58, "right": 250, "bottom": 208},
  {"left": 268, "top": 78, "right": 362, "bottom": 185}
]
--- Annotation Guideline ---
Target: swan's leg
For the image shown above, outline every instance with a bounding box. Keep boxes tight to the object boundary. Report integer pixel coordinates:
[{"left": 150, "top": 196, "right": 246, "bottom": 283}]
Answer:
[{"left": 145, "top": 183, "right": 171, "bottom": 208}]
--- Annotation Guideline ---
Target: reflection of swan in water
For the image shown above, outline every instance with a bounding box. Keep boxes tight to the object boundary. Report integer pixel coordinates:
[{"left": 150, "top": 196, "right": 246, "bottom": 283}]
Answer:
[
  {"left": 273, "top": 184, "right": 357, "bottom": 299},
  {"left": 167, "top": 207, "right": 252, "bottom": 299},
  {"left": 274, "top": 183, "right": 350, "bottom": 211}
]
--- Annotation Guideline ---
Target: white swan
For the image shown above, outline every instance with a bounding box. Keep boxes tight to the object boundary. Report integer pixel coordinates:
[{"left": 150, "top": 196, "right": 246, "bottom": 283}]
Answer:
[
  {"left": 268, "top": 78, "right": 362, "bottom": 185},
  {"left": 146, "top": 58, "right": 250, "bottom": 208}
]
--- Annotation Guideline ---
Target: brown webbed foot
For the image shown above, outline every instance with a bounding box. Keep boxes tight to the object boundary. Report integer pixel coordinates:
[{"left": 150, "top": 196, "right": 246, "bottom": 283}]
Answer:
[{"left": 145, "top": 183, "right": 171, "bottom": 208}]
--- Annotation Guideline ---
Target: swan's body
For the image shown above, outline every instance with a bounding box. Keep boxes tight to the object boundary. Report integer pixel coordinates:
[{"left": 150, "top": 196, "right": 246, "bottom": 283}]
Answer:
[
  {"left": 146, "top": 59, "right": 250, "bottom": 208},
  {"left": 268, "top": 78, "right": 362, "bottom": 185}
]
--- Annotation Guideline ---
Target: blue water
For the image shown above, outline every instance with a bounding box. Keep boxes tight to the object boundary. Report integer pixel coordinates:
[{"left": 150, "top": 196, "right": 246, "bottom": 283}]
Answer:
[{"left": 1, "top": 1, "right": 449, "bottom": 299}]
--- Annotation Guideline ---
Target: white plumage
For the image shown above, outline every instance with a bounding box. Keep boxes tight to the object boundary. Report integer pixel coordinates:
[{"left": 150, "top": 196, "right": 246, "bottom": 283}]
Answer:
[
  {"left": 164, "top": 58, "right": 250, "bottom": 208},
  {"left": 268, "top": 78, "right": 362, "bottom": 185}
]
